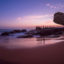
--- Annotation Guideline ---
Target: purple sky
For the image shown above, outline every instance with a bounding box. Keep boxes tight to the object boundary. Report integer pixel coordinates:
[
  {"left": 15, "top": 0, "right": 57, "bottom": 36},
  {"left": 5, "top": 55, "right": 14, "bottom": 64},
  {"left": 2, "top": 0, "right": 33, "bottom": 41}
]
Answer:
[{"left": 0, "top": 0, "right": 64, "bottom": 29}]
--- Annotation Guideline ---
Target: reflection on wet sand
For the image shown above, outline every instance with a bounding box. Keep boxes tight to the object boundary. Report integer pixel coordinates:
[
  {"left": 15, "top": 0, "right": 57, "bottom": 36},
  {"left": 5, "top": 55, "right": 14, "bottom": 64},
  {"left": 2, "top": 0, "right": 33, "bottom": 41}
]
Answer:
[
  {"left": 0, "top": 35, "right": 64, "bottom": 49},
  {"left": 36, "top": 37, "right": 45, "bottom": 45},
  {"left": 0, "top": 41, "right": 64, "bottom": 64},
  {"left": 0, "top": 36, "right": 10, "bottom": 43}
]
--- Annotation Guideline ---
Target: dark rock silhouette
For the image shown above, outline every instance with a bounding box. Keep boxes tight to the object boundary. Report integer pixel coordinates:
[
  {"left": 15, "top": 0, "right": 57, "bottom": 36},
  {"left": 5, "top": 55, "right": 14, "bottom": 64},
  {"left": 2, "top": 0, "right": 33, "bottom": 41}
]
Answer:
[
  {"left": 1, "top": 29, "right": 27, "bottom": 36},
  {"left": 10, "top": 29, "right": 27, "bottom": 34},
  {"left": 17, "top": 34, "right": 33, "bottom": 38},
  {"left": 17, "top": 28, "right": 64, "bottom": 38},
  {"left": 37, "top": 29, "right": 62, "bottom": 37},
  {"left": 1, "top": 32, "right": 10, "bottom": 36},
  {"left": 36, "top": 27, "right": 42, "bottom": 31},
  {"left": 54, "top": 12, "right": 64, "bottom": 25}
]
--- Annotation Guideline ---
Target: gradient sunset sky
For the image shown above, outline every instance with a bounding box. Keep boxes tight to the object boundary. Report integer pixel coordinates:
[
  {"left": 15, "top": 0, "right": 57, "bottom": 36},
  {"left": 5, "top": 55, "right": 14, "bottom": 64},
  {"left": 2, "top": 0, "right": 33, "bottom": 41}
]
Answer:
[{"left": 0, "top": 0, "right": 64, "bottom": 29}]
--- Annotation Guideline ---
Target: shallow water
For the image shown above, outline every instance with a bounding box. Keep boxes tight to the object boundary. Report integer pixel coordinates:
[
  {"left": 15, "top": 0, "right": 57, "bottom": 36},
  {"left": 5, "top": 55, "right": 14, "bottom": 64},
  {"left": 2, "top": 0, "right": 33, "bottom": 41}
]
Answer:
[{"left": 0, "top": 36, "right": 64, "bottom": 49}]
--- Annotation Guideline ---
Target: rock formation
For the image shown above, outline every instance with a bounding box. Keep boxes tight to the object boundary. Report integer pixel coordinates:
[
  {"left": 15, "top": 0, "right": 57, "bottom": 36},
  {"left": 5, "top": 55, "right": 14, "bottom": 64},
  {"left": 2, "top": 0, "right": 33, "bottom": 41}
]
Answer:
[{"left": 54, "top": 12, "right": 64, "bottom": 25}]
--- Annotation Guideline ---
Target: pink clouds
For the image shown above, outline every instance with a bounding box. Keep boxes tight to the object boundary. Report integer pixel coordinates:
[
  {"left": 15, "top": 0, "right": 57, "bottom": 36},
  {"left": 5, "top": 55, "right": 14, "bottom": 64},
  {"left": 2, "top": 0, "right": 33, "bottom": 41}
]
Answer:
[
  {"left": 16, "top": 14, "right": 55, "bottom": 27},
  {"left": 17, "top": 17, "right": 22, "bottom": 21},
  {"left": 17, "top": 14, "right": 53, "bottom": 21}
]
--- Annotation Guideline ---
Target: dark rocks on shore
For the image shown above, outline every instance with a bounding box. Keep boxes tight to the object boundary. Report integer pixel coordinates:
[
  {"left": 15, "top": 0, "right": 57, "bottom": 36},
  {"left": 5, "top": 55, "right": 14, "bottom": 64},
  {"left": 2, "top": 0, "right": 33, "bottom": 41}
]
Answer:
[
  {"left": 9, "top": 30, "right": 21, "bottom": 34},
  {"left": 0, "top": 27, "right": 64, "bottom": 38},
  {"left": 17, "top": 34, "right": 33, "bottom": 38},
  {"left": 36, "top": 27, "right": 42, "bottom": 31},
  {"left": 26, "top": 30, "right": 38, "bottom": 35},
  {"left": 36, "top": 28, "right": 63, "bottom": 36},
  {"left": 17, "top": 27, "right": 64, "bottom": 38},
  {"left": 9, "top": 29, "right": 27, "bottom": 34},
  {"left": 1, "top": 32, "right": 10, "bottom": 36},
  {"left": 1, "top": 29, "right": 27, "bottom": 36},
  {"left": 21, "top": 29, "right": 27, "bottom": 32},
  {"left": 1, "top": 27, "right": 64, "bottom": 37},
  {"left": 54, "top": 12, "right": 64, "bottom": 25}
]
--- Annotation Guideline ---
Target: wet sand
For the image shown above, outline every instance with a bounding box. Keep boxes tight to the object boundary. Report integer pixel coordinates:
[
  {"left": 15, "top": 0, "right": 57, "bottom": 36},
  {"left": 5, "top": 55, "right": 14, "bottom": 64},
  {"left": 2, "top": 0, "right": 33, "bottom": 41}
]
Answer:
[{"left": 0, "top": 41, "right": 64, "bottom": 64}]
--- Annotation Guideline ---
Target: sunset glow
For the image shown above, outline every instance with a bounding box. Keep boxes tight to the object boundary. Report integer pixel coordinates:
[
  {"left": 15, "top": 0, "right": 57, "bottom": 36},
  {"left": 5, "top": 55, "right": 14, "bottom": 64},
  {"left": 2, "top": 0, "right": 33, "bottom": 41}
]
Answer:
[{"left": 0, "top": 0, "right": 64, "bottom": 29}]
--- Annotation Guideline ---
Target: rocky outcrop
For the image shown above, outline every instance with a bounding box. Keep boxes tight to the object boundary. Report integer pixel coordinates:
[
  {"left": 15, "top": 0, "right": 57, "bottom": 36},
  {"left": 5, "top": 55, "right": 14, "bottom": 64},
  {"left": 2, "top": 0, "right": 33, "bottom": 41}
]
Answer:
[
  {"left": 9, "top": 29, "right": 27, "bottom": 34},
  {"left": 1, "top": 32, "right": 10, "bottom": 36},
  {"left": 54, "top": 12, "right": 64, "bottom": 25},
  {"left": 17, "top": 34, "right": 33, "bottom": 38},
  {"left": 1, "top": 29, "right": 27, "bottom": 36}
]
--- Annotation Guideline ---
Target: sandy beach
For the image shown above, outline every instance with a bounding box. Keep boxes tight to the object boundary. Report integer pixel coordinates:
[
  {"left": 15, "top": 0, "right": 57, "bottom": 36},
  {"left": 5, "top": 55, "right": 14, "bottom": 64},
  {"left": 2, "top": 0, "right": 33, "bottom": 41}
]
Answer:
[
  {"left": 0, "top": 0, "right": 64, "bottom": 64},
  {"left": 0, "top": 41, "right": 64, "bottom": 64}
]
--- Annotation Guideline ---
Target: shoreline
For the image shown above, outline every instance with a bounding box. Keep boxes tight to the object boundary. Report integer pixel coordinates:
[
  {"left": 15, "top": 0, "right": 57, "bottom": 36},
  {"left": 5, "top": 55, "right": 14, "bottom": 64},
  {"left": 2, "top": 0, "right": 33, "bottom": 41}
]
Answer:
[{"left": 0, "top": 41, "right": 64, "bottom": 64}]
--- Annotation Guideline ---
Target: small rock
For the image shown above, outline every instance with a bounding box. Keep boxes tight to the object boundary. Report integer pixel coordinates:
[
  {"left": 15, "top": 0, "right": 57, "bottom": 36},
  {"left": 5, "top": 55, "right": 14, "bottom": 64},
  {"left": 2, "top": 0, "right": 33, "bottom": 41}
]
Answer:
[
  {"left": 17, "top": 34, "right": 33, "bottom": 38},
  {"left": 1, "top": 32, "right": 10, "bottom": 36}
]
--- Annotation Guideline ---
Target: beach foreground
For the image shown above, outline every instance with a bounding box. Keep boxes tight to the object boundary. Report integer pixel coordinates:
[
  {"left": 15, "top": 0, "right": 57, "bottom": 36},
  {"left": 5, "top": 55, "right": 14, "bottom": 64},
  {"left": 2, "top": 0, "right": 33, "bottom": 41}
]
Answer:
[{"left": 0, "top": 41, "right": 64, "bottom": 64}]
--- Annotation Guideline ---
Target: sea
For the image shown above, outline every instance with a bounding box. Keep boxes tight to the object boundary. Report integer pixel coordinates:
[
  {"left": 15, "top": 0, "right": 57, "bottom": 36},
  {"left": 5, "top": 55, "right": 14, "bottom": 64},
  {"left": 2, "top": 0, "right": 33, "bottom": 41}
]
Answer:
[{"left": 0, "top": 29, "right": 64, "bottom": 49}]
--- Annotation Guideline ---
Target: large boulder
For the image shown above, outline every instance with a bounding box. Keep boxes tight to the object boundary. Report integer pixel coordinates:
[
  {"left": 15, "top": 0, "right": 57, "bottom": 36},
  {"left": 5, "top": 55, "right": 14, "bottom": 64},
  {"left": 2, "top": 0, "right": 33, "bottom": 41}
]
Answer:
[{"left": 54, "top": 12, "right": 64, "bottom": 25}]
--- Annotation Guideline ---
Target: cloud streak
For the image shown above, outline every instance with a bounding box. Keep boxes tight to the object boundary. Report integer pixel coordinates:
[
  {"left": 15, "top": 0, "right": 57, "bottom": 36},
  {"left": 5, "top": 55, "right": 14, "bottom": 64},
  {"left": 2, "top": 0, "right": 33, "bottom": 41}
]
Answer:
[
  {"left": 17, "top": 14, "right": 53, "bottom": 21},
  {"left": 16, "top": 14, "right": 57, "bottom": 27}
]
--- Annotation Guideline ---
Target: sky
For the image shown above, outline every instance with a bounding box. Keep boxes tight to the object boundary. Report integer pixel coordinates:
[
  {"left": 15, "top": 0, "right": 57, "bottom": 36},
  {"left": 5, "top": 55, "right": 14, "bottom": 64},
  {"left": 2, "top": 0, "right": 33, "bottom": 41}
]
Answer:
[{"left": 0, "top": 0, "right": 64, "bottom": 29}]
